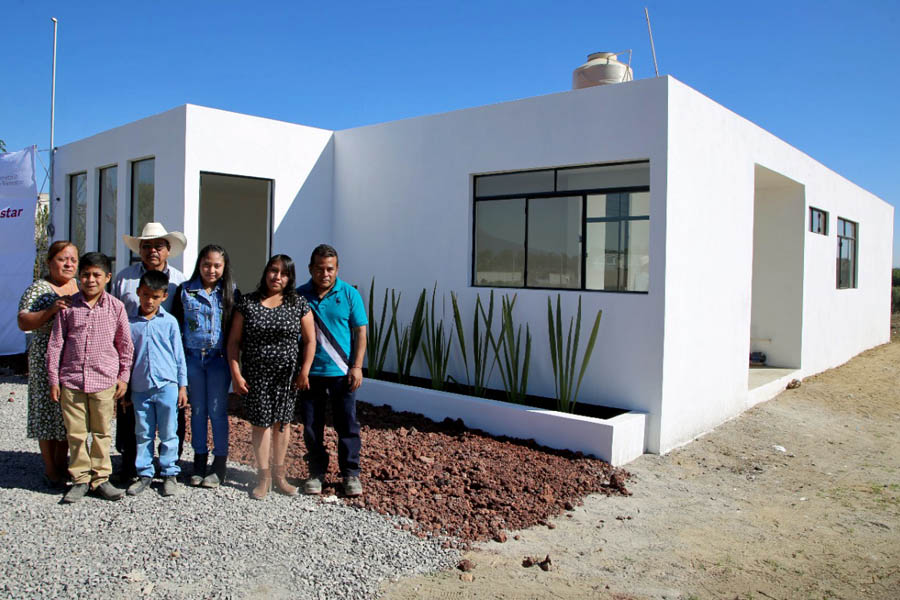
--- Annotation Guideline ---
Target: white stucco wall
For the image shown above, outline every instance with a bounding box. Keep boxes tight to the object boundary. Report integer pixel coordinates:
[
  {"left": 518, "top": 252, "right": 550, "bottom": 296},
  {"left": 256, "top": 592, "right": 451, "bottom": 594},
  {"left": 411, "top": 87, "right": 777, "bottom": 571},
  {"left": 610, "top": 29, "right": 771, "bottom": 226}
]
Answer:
[
  {"left": 661, "top": 77, "right": 892, "bottom": 452},
  {"left": 52, "top": 106, "right": 188, "bottom": 272},
  {"left": 52, "top": 105, "right": 335, "bottom": 279},
  {"left": 332, "top": 78, "right": 669, "bottom": 452},
  {"left": 182, "top": 105, "right": 334, "bottom": 272}
]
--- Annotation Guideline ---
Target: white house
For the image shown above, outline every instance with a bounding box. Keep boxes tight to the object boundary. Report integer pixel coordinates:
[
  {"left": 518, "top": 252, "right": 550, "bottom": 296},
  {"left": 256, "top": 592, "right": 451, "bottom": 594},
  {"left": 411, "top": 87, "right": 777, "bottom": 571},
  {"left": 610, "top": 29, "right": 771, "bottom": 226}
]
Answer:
[{"left": 50, "top": 74, "right": 892, "bottom": 461}]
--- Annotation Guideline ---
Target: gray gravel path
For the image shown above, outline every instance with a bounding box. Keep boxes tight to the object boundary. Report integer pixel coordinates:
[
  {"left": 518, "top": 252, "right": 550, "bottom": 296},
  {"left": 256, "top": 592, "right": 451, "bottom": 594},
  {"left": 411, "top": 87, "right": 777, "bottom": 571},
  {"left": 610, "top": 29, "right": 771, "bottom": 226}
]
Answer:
[{"left": 0, "top": 377, "right": 458, "bottom": 599}]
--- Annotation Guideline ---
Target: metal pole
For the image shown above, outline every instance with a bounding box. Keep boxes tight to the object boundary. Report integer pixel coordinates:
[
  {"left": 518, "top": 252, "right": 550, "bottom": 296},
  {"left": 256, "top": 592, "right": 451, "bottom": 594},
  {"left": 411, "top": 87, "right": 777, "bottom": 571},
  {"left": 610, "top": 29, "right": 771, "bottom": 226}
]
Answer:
[
  {"left": 644, "top": 7, "right": 660, "bottom": 77},
  {"left": 48, "top": 17, "right": 58, "bottom": 239}
]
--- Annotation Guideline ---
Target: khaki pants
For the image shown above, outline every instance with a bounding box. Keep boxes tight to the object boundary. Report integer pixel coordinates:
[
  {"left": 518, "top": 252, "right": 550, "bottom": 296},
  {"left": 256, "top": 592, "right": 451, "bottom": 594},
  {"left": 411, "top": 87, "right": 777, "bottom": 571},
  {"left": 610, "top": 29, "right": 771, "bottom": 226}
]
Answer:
[{"left": 60, "top": 385, "right": 116, "bottom": 488}]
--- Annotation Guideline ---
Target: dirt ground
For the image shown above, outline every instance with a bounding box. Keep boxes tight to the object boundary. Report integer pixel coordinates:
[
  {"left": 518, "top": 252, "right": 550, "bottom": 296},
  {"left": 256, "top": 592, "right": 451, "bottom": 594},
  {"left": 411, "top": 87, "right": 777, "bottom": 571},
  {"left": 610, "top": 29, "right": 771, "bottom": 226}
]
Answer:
[{"left": 380, "top": 321, "right": 900, "bottom": 600}]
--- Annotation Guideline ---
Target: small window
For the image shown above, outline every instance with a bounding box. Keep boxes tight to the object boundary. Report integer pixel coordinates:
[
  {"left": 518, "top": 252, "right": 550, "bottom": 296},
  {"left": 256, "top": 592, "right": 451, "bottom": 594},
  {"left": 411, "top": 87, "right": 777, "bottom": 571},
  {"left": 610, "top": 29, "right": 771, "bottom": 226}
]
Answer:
[
  {"left": 836, "top": 217, "right": 857, "bottom": 289},
  {"left": 68, "top": 173, "right": 87, "bottom": 252},
  {"left": 131, "top": 158, "right": 154, "bottom": 262},
  {"left": 810, "top": 207, "right": 828, "bottom": 235},
  {"left": 99, "top": 166, "right": 117, "bottom": 271}
]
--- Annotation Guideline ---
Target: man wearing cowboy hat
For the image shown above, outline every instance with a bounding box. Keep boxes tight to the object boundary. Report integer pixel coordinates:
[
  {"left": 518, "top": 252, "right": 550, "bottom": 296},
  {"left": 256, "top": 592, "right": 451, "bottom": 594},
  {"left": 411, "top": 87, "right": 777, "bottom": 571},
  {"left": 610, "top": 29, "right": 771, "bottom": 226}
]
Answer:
[{"left": 111, "top": 222, "right": 189, "bottom": 483}]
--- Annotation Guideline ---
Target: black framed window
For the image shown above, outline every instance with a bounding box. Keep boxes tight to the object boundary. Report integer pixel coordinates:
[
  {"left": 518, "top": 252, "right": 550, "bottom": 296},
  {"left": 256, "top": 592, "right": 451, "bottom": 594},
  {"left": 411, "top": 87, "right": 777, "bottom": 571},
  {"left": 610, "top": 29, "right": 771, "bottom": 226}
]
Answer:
[
  {"left": 810, "top": 207, "right": 828, "bottom": 235},
  {"left": 473, "top": 161, "right": 650, "bottom": 292},
  {"left": 68, "top": 173, "right": 87, "bottom": 252},
  {"left": 99, "top": 166, "right": 117, "bottom": 272},
  {"left": 836, "top": 217, "right": 857, "bottom": 289},
  {"left": 131, "top": 158, "right": 154, "bottom": 263}
]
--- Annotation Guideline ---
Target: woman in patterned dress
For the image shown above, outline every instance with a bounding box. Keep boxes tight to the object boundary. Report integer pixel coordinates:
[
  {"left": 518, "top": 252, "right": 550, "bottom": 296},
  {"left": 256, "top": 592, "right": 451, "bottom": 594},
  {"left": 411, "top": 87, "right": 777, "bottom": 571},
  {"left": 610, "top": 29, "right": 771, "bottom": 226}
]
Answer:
[
  {"left": 227, "top": 254, "right": 316, "bottom": 500},
  {"left": 16, "top": 240, "right": 80, "bottom": 487}
]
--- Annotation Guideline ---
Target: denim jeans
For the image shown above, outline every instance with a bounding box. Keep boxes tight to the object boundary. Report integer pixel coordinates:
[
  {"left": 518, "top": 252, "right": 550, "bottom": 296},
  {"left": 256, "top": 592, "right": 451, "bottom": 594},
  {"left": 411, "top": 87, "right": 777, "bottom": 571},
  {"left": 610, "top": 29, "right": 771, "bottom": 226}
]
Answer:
[
  {"left": 300, "top": 376, "right": 360, "bottom": 477},
  {"left": 186, "top": 353, "right": 230, "bottom": 457},
  {"left": 133, "top": 384, "right": 180, "bottom": 478}
]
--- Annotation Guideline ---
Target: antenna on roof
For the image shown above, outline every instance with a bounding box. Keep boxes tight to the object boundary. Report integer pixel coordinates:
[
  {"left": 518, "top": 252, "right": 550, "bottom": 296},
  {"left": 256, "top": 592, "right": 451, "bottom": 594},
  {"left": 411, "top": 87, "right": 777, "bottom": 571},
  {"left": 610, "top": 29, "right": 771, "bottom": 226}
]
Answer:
[{"left": 644, "top": 7, "right": 660, "bottom": 77}]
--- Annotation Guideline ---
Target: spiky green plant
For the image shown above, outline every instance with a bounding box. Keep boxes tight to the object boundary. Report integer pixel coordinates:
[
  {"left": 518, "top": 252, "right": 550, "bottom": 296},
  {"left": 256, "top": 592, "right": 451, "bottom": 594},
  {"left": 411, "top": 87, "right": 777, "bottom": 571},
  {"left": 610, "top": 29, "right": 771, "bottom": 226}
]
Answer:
[
  {"left": 450, "top": 290, "right": 496, "bottom": 397},
  {"left": 547, "top": 294, "right": 603, "bottom": 413},
  {"left": 391, "top": 288, "right": 426, "bottom": 384},
  {"left": 485, "top": 293, "right": 531, "bottom": 404},
  {"left": 365, "top": 277, "right": 396, "bottom": 379},
  {"left": 421, "top": 283, "right": 453, "bottom": 390}
]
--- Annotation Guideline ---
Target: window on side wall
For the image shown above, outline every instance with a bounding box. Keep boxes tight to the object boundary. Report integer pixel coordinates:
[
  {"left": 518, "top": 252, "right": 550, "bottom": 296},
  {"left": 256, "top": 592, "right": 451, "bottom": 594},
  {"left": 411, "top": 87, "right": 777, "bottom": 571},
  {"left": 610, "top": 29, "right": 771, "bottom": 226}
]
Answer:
[
  {"left": 130, "top": 158, "right": 154, "bottom": 263},
  {"left": 473, "top": 161, "right": 650, "bottom": 293},
  {"left": 836, "top": 217, "right": 857, "bottom": 289},
  {"left": 99, "top": 165, "right": 117, "bottom": 273},
  {"left": 809, "top": 207, "right": 828, "bottom": 235},
  {"left": 68, "top": 172, "right": 87, "bottom": 253}
]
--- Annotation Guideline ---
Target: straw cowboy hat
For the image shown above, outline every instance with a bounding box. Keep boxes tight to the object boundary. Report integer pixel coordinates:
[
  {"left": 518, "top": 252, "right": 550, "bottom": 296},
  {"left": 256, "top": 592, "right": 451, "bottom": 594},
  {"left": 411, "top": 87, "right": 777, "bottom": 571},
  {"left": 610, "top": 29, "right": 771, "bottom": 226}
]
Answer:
[{"left": 123, "top": 222, "right": 187, "bottom": 257}]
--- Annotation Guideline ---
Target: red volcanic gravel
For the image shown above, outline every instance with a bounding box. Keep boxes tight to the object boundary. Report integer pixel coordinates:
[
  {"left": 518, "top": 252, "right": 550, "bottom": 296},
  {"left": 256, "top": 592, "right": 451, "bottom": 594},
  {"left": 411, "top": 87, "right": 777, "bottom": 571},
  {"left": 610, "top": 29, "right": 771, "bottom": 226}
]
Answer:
[{"left": 220, "top": 399, "right": 631, "bottom": 544}]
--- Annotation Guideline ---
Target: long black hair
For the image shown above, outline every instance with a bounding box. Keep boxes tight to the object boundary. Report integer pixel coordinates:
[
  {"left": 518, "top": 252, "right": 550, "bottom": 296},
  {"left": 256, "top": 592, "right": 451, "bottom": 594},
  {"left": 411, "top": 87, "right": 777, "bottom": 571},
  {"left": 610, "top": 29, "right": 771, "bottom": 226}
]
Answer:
[
  {"left": 256, "top": 254, "right": 298, "bottom": 304},
  {"left": 190, "top": 244, "right": 237, "bottom": 332}
]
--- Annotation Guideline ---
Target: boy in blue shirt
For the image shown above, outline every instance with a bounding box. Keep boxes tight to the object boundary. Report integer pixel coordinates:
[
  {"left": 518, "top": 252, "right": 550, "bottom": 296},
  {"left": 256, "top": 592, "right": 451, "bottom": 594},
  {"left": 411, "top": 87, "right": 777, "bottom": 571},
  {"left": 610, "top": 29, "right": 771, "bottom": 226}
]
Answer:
[{"left": 126, "top": 270, "right": 188, "bottom": 497}]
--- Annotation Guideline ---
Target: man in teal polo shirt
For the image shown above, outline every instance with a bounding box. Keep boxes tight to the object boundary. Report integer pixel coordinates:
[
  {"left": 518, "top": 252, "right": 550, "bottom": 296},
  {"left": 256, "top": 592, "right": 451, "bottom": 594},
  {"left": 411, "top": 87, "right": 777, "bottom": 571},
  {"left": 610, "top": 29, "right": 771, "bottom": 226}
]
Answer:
[{"left": 297, "top": 244, "right": 368, "bottom": 496}]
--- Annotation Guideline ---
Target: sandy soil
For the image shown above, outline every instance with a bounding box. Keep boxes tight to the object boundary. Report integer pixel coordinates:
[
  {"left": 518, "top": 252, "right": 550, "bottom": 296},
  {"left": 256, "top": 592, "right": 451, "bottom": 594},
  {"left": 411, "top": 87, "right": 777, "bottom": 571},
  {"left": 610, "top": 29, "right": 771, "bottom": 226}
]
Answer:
[{"left": 380, "top": 322, "right": 900, "bottom": 599}]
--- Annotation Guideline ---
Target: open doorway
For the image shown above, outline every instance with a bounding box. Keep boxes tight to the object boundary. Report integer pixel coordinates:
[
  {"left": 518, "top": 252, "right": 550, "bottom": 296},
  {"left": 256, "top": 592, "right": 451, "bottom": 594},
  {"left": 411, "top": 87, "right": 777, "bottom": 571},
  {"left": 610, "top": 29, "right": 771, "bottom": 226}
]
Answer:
[
  {"left": 749, "top": 165, "right": 804, "bottom": 388},
  {"left": 199, "top": 172, "right": 272, "bottom": 291}
]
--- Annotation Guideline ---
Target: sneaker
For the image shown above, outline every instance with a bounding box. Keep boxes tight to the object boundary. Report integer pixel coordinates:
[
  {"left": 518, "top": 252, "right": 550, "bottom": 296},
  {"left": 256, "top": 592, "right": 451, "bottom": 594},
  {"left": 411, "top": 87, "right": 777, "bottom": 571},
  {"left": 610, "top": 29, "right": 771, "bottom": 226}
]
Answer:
[
  {"left": 95, "top": 481, "right": 125, "bottom": 501},
  {"left": 303, "top": 474, "right": 323, "bottom": 495},
  {"left": 161, "top": 476, "right": 178, "bottom": 497},
  {"left": 343, "top": 475, "right": 363, "bottom": 497},
  {"left": 62, "top": 483, "right": 88, "bottom": 504},
  {"left": 127, "top": 476, "right": 152, "bottom": 496}
]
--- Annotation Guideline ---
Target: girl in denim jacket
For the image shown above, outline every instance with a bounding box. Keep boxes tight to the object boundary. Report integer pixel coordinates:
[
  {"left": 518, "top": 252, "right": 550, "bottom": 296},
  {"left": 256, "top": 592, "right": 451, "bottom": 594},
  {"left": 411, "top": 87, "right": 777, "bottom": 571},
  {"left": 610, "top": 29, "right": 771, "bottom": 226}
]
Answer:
[{"left": 172, "top": 244, "right": 239, "bottom": 487}]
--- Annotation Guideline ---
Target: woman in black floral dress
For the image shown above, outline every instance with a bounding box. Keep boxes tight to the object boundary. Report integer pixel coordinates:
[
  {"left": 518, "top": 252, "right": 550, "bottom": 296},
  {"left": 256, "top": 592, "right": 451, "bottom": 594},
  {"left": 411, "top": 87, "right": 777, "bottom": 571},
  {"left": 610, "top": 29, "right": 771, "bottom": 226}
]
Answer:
[
  {"left": 17, "top": 240, "right": 80, "bottom": 488},
  {"left": 227, "top": 255, "right": 316, "bottom": 499}
]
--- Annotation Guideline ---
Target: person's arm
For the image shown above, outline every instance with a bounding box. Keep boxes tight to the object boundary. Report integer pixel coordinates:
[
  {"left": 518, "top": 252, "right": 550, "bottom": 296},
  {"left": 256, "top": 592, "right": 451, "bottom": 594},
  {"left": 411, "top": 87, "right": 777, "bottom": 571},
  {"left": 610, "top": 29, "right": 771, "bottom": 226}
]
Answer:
[
  {"left": 347, "top": 325, "right": 367, "bottom": 392},
  {"left": 113, "top": 303, "right": 133, "bottom": 400},
  {"left": 293, "top": 311, "right": 316, "bottom": 392},
  {"left": 46, "top": 311, "right": 67, "bottom": 402},
  {"left": 171, "top": 317, "right": 189, "bottom": 407},
  {"left": 227, "top": 311, "right": 249, "bottom": 395},
  {"left": 17, "top": 297, "right": 72, "bottom": 331},
  {"left": 170, "top": 284, "right": 185, "bottom": 336}
]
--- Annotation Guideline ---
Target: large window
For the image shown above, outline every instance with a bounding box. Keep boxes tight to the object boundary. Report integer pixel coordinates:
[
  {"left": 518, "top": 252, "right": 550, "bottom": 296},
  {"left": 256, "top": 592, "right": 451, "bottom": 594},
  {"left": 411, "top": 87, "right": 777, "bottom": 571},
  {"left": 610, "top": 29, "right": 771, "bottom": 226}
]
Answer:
[
  {"left": 99, "top": 166, "right": 117, "bottom": 271},
  {"left": 836, "top": 217, "right": 857, "bottom": 289},
  {"left": 131, "top": 158, "right": 154, "bottom": 262},
  {"left": 473, "top": 161, "right": 650, "bottom": 292},
  {"left": 68, "top": 173, "right": 87, "bottom": 252}
]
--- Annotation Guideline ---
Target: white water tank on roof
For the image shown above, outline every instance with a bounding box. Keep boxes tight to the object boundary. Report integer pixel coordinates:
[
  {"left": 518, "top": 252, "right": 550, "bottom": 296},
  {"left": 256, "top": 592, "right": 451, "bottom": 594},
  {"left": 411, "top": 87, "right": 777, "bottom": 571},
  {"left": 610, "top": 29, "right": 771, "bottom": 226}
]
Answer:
[{"left": 572, "top": 52, "right": 633, "bottom": 89}]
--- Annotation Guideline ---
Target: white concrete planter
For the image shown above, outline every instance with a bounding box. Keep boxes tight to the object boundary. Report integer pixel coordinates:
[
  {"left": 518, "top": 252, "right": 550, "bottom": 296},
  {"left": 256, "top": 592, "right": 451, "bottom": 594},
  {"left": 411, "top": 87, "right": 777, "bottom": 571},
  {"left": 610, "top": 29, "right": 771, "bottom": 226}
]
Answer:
[{"left": 357, "top": 379, "right": 646, "bottom": 466}]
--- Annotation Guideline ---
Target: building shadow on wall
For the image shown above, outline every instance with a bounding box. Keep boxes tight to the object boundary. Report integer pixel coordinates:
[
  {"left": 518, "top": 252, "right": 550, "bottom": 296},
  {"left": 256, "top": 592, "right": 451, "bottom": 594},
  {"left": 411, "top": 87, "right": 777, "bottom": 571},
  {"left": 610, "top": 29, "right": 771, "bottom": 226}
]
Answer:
[{"left": 274, "top": 136, "right": 335, "bottom": 259}]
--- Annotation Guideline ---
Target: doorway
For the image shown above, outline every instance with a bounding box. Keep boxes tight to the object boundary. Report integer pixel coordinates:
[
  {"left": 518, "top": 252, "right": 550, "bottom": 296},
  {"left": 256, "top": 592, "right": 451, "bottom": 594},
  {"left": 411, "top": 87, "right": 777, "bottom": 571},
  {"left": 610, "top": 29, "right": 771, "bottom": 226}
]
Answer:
[
  {"left": 749, "top": 165, "right": 804, "bottom": 379},
  {"left": 199, "top": 172, "right": 272, "bottom": 292}
]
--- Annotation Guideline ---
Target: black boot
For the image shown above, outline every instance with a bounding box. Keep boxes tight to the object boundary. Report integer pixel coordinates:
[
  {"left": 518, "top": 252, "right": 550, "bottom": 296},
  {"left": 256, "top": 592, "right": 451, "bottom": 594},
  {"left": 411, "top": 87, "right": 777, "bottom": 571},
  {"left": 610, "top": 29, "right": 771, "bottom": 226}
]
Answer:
[
  {"left": 190, "top": 453, "right": 208, "bottom": 487},
  {"left": 201, "top": 456, "right": 227, "bottom": 489}
]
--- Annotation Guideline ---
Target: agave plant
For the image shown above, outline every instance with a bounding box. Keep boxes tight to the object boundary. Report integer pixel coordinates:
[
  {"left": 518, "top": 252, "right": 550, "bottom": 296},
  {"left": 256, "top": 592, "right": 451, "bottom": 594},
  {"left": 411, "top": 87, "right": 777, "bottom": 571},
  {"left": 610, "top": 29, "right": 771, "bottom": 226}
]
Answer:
[
  {"left": 485, "top": 293, "right": 531, "bottom": 405},
  {"left": 391, "top": 288, "right": 426, "bottom": 384},
  {"left": 450, "top": 290, "right": 496, "bottom": 397},
  {"left": 421, "top": 283, "right": 454, "bottom": 390},
  {"left": 547, "top": 294, "right": 603, "bottom": 413},
  {"left": 364, "top": 277, "right": 396, "bottom": 379}
]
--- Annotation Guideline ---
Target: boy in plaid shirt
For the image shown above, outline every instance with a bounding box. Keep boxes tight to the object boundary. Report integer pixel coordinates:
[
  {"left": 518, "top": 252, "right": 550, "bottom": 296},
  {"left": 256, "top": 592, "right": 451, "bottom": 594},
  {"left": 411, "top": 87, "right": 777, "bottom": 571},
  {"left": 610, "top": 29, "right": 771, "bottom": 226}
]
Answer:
[{"left": 47, "top": 253, "right": 133, "bottom": 503}]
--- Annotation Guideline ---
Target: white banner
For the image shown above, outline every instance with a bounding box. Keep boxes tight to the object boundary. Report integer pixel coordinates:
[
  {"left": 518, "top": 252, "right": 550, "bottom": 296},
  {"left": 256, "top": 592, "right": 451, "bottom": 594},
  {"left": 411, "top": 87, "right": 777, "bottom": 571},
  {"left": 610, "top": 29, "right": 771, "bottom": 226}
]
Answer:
[{"left": 0, "top": 146, "right": 39, "bottom": 355}]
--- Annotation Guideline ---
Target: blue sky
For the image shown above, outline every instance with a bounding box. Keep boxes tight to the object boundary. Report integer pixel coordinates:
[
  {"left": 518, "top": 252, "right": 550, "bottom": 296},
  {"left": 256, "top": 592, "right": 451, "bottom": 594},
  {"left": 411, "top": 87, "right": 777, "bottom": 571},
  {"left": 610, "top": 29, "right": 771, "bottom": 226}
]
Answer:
[{"left": 3, "top": 0, "right": 898, "bottom": 263}]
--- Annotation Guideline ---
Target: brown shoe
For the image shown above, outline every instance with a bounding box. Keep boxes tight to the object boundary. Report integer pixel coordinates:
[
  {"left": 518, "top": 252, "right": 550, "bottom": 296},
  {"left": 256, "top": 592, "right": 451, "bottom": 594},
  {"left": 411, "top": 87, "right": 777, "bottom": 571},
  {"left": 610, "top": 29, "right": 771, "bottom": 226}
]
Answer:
[
  {"left": 250, "top": 468, "right": 271, "bottom": 500},
  {"left": 272, "top": 464, "right": 299, "bottom": 496}
]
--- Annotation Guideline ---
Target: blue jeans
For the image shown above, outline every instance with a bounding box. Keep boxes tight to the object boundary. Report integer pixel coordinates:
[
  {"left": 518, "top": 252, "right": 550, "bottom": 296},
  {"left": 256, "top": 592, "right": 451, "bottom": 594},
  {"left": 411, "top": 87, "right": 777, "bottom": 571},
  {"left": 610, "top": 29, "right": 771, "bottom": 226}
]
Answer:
[
  {"left": 300, "top": 376, "right": 360, "bottom": 477},
  {"left": 133, "top": 385, "right": 181, "bottom": 478},
  {"left": 186, "top": 353, "right": 230, "bottom": 457}
]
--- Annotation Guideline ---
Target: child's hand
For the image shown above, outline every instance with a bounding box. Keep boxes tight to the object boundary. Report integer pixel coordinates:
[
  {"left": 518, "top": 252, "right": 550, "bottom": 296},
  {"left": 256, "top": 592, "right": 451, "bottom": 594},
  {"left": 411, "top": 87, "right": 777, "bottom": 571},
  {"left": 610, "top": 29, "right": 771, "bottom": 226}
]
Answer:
[
  {"left": 177, "top": 387, "right": 188, "bottom": 409},
  {"left": 233, "top": 374, "right": 249, "bottom": 396},
  {"left": 114, "top": 380, "right": 128, "bottom": 400},
  {"left": 50, "top": 385, "right": 60, "bottom": 403}
]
